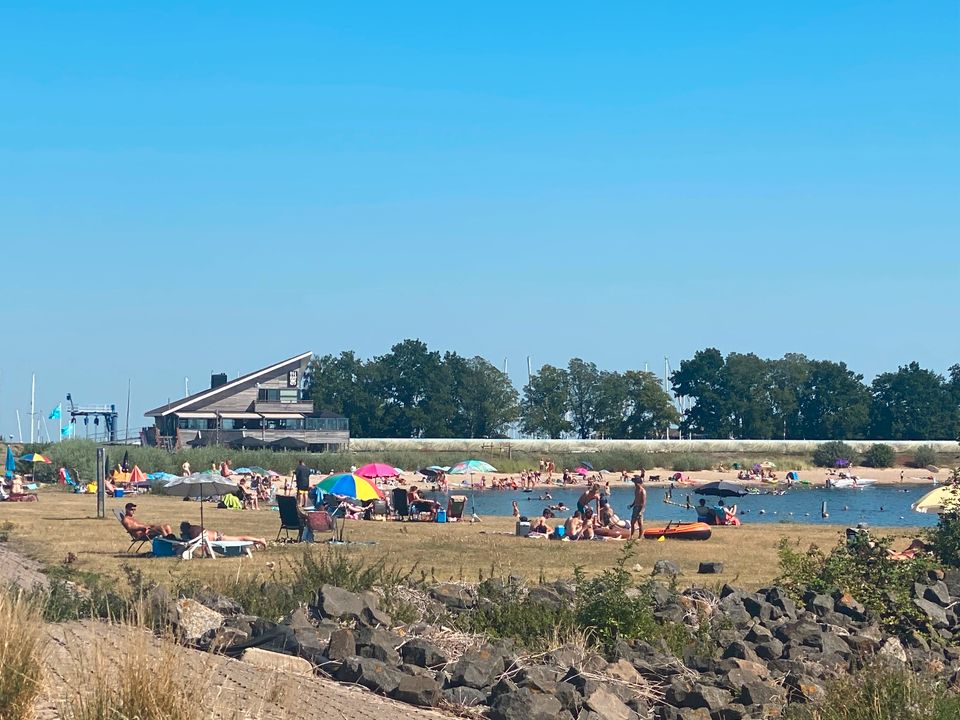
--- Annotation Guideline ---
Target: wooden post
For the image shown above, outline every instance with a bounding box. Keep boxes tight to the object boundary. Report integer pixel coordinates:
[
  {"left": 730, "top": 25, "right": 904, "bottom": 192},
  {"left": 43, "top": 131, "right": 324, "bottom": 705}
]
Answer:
[{"left": 96, "top": 447, "right": 106, "bottom": 519}]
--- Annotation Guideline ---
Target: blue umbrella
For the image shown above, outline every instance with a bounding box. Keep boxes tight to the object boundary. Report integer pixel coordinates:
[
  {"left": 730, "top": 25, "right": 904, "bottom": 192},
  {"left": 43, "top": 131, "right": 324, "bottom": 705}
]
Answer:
[{"left": 4, "top": 447, "right": 15, "bottom": 479}]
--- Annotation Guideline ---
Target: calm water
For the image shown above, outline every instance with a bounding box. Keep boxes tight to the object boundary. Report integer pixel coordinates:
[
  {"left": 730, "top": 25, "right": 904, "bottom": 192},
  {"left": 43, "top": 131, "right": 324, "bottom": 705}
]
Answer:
[{"left": 424, "top": 483, "right": 939, "bottom": 528}]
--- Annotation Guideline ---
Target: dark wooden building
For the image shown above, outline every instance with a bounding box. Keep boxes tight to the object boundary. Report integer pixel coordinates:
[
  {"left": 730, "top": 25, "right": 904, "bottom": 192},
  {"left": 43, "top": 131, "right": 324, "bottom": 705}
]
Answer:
[{"left": 144, "top": 351, "right": 349, "bottom": 451}]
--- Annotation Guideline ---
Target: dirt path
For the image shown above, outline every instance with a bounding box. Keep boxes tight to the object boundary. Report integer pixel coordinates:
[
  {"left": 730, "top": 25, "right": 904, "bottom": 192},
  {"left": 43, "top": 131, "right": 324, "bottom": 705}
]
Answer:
[
  {"left": 0, "top": 541, "right": 49, "bottom": 591},
  {"left": 38, "top": 620, "right": 459, "bottom": 720}
]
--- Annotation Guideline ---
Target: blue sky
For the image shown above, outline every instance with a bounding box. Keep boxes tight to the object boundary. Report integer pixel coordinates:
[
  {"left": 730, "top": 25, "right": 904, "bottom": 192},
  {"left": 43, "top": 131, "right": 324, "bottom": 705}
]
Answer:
[{"left": 1, "top": 2, "right": 957, "bottom": 439}]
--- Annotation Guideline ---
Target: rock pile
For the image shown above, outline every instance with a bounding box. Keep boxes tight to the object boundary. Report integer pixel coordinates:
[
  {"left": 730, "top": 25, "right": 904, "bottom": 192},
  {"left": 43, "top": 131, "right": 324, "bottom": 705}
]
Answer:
[{"left": 169, "top": 570, "right": 960, "bottom": 720}]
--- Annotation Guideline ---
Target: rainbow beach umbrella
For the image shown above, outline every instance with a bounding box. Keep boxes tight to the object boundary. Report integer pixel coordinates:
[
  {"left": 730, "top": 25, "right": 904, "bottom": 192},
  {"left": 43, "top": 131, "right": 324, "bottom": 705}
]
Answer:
[
  {"left": 318, "top": 473, "right": 384, "bottom": 501},
  {"left": 20, "top": 453, "right": 52, "bottom": 464}
]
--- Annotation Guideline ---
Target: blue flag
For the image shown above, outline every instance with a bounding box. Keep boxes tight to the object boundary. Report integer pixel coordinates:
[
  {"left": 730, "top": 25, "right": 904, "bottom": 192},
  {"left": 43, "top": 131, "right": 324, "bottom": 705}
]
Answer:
[
  {"left": 49, "top": 404, "right": 61, "bottom": 420},
  {"left": 61, "top": 424, "right": 74, "bottom": 438}
]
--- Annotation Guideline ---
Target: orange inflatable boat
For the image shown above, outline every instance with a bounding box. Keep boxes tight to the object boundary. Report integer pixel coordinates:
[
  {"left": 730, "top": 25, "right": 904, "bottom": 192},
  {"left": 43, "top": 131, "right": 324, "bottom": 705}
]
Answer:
[{"left": 595, "top": 522, "right": 712, "bottom": 541}]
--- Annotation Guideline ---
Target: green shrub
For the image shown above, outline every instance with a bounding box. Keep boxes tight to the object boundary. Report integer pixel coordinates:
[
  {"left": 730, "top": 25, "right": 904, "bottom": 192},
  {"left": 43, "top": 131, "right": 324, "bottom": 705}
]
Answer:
[
  {"left": 775, "top": 533, "right": 934, "bottom": 634},
  {"left": 812, "top": 441, "right": 858, "bottom": 468},
  {"left": 925, "top": 469, "right": 960, "bottom": 568},
  {"left": 862, "top": 443, "right": 895, "bottom": 468},
  {"left": 913, "top": 444, "right": 938, "bottom": 469},
  {"left": 573, "top": 544, "right": 660, "bottom": 649},
  {"left": 178, "top": 548, "right": 416, "bottom": 621},
  {"left": 783, "top": 660, "right": 960, "bottom": 720}
]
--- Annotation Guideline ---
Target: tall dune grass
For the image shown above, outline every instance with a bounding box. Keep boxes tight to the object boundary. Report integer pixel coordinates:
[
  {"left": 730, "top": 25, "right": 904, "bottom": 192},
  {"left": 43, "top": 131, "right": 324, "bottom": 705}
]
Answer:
[
  {"left": 60, "top": 624, "right": 207, "bottom": 720},
  {"left": 0, "top": 589, "right": 46, "bottom": 720}
]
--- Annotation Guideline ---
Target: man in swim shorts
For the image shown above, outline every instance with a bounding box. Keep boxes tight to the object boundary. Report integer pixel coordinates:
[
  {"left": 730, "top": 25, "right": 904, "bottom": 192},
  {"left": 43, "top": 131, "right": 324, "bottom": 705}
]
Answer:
[{"left": 629, "top": 476, "right": 646, "bottom": 539}]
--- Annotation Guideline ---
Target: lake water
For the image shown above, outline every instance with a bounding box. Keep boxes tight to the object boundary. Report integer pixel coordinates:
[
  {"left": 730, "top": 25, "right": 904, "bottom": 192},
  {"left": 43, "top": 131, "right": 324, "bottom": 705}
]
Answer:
[{"left": 424, "top": 483, "right": 939, "bottom": 528}]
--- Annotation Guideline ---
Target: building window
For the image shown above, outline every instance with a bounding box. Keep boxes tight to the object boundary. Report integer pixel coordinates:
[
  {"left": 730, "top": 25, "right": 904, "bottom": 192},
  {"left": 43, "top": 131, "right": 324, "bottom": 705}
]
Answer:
[{"left": 279, "top": 389, "right": 298, "bottom": 404}]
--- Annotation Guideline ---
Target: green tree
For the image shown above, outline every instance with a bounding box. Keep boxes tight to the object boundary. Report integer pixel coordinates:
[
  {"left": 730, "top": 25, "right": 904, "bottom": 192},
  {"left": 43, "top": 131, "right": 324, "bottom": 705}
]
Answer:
[
  {"left": 619, "top": 370, "right": 679, "bottom": 438},
  {"left": 671, "top": 348, "right": 731, "bottom": 438},
  {"left": 567, "top": 358, "right": 606, "bottom": 439},
  {"left": 374, "top": 340, "right": 454, "bottom": 438},
  {"left": 869, "top": 362, "right": 959, "bottom": 440},
  {"left": 447, "top": 354, "right": 519, "bottom": 438},
  {"left": 724, "top": 352, "right": 777, "bottom": 439},
  {"left": 797, "top": 360, "right": 871, "bottom": 439},
  {"left": 305, "top": 352, "right": 382, "bottom": 436},
  {"left": 521, "top": 365, "right": 571, "bottom": 439},
  {"left": 769, "top": 353, "right": 810, "bottom": 439}
]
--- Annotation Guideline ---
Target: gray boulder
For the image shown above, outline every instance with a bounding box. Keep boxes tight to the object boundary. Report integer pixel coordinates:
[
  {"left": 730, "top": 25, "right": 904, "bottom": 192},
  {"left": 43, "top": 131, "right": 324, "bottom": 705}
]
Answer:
[
  {"left": 449, "top": 647, "right": 505, "bottom": 689},
  {"left": 697, "top": 561, "right": 723, "bottom": 574},
  {"left": 390, "top": 674, "right": 442, "bottom": 707},
  {"left": 430, "top": 582, "right": 477, "bottom": 609},
  {"left": 488, "top": 688, "right": 566, "bottom": 720},
  {"left": 527, "top": 585, "right": 566, "bottom": 609},
  {"left": 442, "top": 686, "right": 487, "bottom": 706},
  {"left": 173, "top": 598, "right": 223, "bottom": 642},
  {"left": 582, "top": 686, "right": 633, "bottom": 720},
  {"left": 914, "top": 597, "right": 950, "bottom": 629},
  {"left": 653, "top": 560, "right": 681, "bottom": 577},
  {"left": 335, "top": 656, "right": 403, "bottom": 695},
  {"left": 400, "top": 638, "right": 448, "bottom": 668},
  {"left": 317, "top": 584, "right": 364, "bottom": 621},
  {"left": 327, "top": 628, "right": 356, "bottom": 662},
  {"left": 354, "top": 626, "right": 401, "bottom": 665}
]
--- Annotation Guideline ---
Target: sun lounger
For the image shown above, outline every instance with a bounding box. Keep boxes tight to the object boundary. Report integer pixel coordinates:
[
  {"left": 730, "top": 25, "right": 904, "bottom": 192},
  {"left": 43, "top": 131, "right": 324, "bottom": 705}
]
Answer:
[{"left": 151, "top": 535, "right": 253, "bottom": 560}]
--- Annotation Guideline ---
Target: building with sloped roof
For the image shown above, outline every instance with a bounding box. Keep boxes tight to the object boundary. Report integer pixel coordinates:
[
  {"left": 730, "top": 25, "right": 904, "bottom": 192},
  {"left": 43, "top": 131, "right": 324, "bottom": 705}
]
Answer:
[{"left": 144, "top": 351, "right": 348, "bottom": 451}]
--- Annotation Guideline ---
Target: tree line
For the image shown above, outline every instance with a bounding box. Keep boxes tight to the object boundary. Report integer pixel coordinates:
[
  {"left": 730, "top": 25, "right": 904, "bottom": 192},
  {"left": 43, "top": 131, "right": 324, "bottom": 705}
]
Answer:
[{"left": 305, "top": 341, "right": 960, "bottom": 440}]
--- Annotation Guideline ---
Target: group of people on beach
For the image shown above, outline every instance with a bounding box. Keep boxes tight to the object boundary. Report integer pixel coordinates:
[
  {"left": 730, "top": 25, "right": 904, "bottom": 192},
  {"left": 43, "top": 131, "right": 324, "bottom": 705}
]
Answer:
[{"left": 521, "top": 476, "right": 648, "bottom": 541}]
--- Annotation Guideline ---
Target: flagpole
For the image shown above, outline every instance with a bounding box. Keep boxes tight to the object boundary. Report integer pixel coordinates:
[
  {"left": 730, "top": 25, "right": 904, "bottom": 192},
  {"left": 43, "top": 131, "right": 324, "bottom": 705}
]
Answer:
[{"left": 30, "top": 374, "right": 35, "bottom": 444}]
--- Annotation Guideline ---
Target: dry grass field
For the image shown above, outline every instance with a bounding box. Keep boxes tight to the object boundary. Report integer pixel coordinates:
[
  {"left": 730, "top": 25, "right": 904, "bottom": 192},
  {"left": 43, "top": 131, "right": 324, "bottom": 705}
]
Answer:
[{"left": 0, "top": 487, "right": 925, "bottom": 593}]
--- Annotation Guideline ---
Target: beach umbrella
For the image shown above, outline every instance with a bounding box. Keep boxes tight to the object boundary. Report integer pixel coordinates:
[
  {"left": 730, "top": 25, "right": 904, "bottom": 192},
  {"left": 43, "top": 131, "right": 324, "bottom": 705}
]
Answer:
[
  {"left": 20, "top": 453, "right": 52, "bottom": 464},
  {"left": 230, "top": 437, "right": 267, "bottom": 450},
  {"left": 317, "top": 473, "right": 384, "bottom": 501},
  {"left": 232, "top": 467, "right": 254, "bottom": 475},
  {"left": 356, "top": 462, "right": 399, "bottom": 479},
  {"left": 249, "top": 466, "right": 268, "bottom": 475},
  {"left": 448, "top": 460, "right": 497, "bottom": 475},
  {"left": 20, "top": 453, "right": 52, "bottom": 480},
  {"left": 418, "top": 467, "right": 442, "bottom": 477},
  {"left": 575, "top": 466, "right": 591, "bottom": 476},
  {"left": 760, "top": 461, "right": 776, "bottom": 469},
  {"left": 912, "top": 485, "right": 960, "bottom": 515},
  {"left": 695, "top": 481, "right": 747, "bottom": 498},
  {"left": 579, "top": 461, "right": 594, "bottom": 471},
  {"left": 4, "top": 447, "right": 14, "bottom": 479},
  {"left": 147, "top": 471, "right": 178, "bottom": 481},
  {"left": 271, "top": 437, "right": 308, "bottom": 451},
  {"left": 129, "top": 465, "right": 147, "bottom": 483},
  {"left": 162, "top": 473, "right": 239, "bottom": 539}
]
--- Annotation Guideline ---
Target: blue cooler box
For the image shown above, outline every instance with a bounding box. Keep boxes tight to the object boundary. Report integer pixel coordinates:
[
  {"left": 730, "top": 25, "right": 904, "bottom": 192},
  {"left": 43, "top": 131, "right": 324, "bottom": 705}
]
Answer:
[
  {"left": 436, "top": 510, "right": 447, "bottom": 523},
  {"left": 114, "top": 488, "right": 125, "bottom": 498}
]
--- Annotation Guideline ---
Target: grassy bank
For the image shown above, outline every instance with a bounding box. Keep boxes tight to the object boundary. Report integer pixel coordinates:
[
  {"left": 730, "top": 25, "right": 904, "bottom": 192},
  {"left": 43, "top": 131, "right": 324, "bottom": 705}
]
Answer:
[{"left": 0, "top": 489, "right": 922, "bottom": 600}]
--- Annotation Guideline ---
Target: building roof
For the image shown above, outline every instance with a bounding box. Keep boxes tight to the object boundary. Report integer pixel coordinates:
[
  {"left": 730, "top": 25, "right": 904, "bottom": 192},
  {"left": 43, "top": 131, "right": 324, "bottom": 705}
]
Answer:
[{"left": 145, "top": 351, "right": 312, "bottom": 417}]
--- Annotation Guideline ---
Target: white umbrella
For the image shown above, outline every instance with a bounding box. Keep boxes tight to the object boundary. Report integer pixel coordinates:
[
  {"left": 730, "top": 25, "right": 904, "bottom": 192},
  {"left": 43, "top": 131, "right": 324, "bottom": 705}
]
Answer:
[{"left": 162, "top": 473, "right": 239, "bottom": 544}]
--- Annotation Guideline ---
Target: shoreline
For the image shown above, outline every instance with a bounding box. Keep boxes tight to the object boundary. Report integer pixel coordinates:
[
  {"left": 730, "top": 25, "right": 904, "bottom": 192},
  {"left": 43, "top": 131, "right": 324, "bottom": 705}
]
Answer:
[{"left": 385, "top": 465, "right": 942, "bottom": 492}]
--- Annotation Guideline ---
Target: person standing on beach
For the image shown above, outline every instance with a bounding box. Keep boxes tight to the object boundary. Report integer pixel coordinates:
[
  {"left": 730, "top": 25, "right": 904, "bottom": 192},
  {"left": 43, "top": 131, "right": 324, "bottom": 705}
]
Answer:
[
  {"left": 294, "top": 460, "right": 311, "bottom": 507},
  {"left": 629, "top": 476, "right": 647, "bottom": 539}
]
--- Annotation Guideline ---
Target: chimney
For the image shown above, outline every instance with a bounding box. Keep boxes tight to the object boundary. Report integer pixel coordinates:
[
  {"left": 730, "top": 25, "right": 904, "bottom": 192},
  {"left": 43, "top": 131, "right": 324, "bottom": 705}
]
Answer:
[{"left": 211, "top": 373, "right": 228, "bottom": 389}]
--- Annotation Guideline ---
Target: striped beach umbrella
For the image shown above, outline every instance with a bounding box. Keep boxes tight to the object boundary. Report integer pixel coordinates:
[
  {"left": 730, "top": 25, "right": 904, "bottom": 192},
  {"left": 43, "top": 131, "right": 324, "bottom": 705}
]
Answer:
[{"left": 318, "top": 473, "right": 384, "bottom": 501}]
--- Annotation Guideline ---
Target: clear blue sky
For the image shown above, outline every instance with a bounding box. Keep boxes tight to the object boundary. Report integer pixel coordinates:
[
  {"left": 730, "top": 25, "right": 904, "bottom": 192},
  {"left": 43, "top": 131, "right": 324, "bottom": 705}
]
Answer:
[{"left": 1, "top": 2, "right": 957, "bottom": 439}]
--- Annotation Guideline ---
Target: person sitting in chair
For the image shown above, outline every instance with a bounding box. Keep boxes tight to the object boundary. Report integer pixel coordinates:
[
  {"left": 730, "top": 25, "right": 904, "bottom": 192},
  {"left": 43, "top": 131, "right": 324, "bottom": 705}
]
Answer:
[
  {"left": 407, "top": 486, "right": 440, "bottom": 519},
  {"left": 121, "top": 502, "right": 174, "bottom": 539}
]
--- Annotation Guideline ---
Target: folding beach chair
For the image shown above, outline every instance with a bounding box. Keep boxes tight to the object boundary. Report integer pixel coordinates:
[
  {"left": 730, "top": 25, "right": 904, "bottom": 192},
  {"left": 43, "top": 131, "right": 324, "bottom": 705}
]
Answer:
[
  {"left": 392, "top": 488, "right": 410, "bottom": 521},
  {"left": 115, "top": 508, "right": 150, "bottom": 554},
  {"left": 276, "top": 494, "right": 305, "bottom": 542},
  {"left": 446, "top": 495, "right": 467, "bottom": 522}
]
